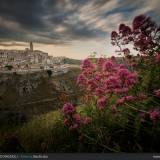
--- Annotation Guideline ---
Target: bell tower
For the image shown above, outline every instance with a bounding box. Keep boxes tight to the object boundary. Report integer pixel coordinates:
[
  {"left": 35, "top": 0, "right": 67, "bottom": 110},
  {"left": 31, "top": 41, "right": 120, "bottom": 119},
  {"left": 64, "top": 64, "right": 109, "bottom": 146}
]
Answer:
[{"left": 30, "top": 42, "right": 33, "bottom": 51}]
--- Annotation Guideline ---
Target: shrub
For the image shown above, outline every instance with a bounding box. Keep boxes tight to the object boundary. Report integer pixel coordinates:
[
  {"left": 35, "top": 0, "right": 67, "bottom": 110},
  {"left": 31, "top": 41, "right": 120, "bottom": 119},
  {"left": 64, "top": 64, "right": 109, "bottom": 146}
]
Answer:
[
  {"left": 61, "top": 15, "right": 160, "bottom": 152},
  {"left": 5, "top": 65, "right": 13, "bottom": 71},
  {"left": 46, "top": 69, "right": 52, "bottom": 78}
]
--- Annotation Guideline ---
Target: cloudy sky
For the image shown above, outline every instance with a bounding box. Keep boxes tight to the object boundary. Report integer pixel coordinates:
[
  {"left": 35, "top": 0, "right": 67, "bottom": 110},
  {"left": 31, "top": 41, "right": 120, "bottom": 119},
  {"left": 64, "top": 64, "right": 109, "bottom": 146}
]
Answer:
[{"left": 0, "top": 0, "right": 159, "bottom": 59}]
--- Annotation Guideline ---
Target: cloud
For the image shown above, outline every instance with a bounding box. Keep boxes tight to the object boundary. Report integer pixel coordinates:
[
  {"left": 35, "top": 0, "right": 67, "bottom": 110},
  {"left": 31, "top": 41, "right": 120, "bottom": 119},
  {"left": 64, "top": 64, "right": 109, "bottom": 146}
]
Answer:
[
  {"left": 0, "top": 41, "right": 28, "bottom": 47},
  {"left": 0, "top": 0, "right": 159, "bottom": 47}
]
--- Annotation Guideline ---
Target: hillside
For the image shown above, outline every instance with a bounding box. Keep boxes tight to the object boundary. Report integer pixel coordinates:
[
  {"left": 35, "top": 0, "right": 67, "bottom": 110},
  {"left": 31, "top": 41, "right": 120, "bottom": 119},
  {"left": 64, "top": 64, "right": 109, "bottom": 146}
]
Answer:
[
  {"left": 0, "top": 67, "right": 82, "bottom": 127},
  {"left": 63, "top": 58, "right": 81, "bottom": 65}
]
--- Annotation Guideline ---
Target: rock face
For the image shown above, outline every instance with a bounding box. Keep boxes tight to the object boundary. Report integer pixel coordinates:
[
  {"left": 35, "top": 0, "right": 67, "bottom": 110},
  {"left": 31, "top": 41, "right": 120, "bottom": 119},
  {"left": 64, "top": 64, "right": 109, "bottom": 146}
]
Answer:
[
  {"left": 0, "top": 71, "right": 48, "bottom": 105},
  {"left": 0, "top": 68, "right": 81, "bottom": 126},
  {"left": 18, "top": 76, "right": 41, "bottom": 96}
]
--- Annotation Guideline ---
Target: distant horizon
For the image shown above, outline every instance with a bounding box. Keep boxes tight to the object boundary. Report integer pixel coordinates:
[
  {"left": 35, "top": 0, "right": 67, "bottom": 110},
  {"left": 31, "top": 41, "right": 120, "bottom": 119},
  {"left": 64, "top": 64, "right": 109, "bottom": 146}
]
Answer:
[
  {"left": 0, "top": 0, "right": 159, "bottom": 59},
  {"left": 0, "top": 41, "right": 118, "bottom": 60}
]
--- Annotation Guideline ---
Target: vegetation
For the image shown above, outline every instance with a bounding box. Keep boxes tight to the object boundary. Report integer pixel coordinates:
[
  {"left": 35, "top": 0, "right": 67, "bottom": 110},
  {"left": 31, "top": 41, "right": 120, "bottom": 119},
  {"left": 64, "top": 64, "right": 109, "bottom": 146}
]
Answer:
[
  {"left": 63, "top": 58, "right": 81, "bottom": 65},
  {"left": 61, "top": 15, "right": 160, "bottom": 152},
  {"left": 46, "top": 69, "right": 52, "bottom": 78},
  {"left": 5, "top": 65, "right": 13, "bottom": 71},
  {"left": 0, "top": 15, "right": 160, "bottom": 152}
]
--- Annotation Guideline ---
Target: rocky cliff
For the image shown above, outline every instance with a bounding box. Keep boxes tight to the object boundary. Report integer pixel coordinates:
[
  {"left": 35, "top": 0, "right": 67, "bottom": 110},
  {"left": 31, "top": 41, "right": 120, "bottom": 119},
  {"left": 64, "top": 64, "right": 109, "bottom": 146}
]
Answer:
[{"left": 0, "top": 68, "right": 81, "bottom": 126}]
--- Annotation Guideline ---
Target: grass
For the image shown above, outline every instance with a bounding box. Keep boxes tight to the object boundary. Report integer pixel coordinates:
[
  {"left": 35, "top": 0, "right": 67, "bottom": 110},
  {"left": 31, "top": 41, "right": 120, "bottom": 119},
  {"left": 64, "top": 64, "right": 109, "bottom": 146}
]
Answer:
[
  {"left": 19, "top": 110, "right": 68, "bottom": 152},
  {"left": 18, "top": 106, "right": 90, "bottom": 152},
  {"left": 1, "top": 102, "right": 160, "bottom": 152},
  {"left": 0, "top": 110, "right": 62, "bottom": 152}
]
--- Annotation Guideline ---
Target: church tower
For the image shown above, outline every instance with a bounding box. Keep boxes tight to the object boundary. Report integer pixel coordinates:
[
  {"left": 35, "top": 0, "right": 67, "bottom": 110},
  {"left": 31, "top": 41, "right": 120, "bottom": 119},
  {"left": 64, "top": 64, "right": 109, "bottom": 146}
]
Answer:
[{"left": 30, "top": 42, "right": 33, "bottom": 51}]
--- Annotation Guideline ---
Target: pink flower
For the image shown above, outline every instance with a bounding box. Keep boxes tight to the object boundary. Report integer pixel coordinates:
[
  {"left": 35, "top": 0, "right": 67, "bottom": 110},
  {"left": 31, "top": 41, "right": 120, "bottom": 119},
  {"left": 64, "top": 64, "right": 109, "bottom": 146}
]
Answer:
[
  {"left": 62, "top": 103, "right": 76, "bottom": 115},
  {"left": 73, "top": 114, "right": 81, "bottom": 123},
  {"left": 149, "top": 109, "right": 160, "bottom": 124},
  {"left": 154, "top": 89, "right": 160, "bottom": 97},
  {"left": 118, "top": 68, "right": 130, "bottom": 78},
  {"left": 77, "top": 74, "right": 87, "bottom": 86},
  {"left": 87, "top": 79, "right": 98, "bottom": 92},
  {"left": 114, "top": 88, "right": 129, "bottom": 94},
  {"left": 76, "top": 56, "right": 139, "bottom": 113},
  {"left": 155, "top": 53, "right": 160, "bottom": 63},
  {"left": 123, "top": 48, "right": 130, "bottom": 55},
  {"left": 116, "top": 97, "right": 125, "bottom": 105},
  {"left": 129, "top": 62, "right": 136, "bottom": 68},
  {"left": 124, "top": 95, "right": 136, "bottom": 102},
  {"left": 77, "top": 56, "right": 138, "bottom": 98},
  {"left": 102, "top": 60, "right": 115, "bottom": 72},
  {"left": 95, "top": 88, "right": 104, "bottom": 96},
  {"left": 69, "top": 124, "right": 79, "bottom": 130},
  {"left": 119, "top": 64, "right": 126, "bottom": 69},
  {"left": 82, "top": 116, "right": 92, "bottom": 125},
  {"left": 119, "top": 24, "right": 131, "bottom": 36},
  {"left": 132, "top": 15, "right": 146, "bottom": 30},
  {"left": 111, "top": 31, "right": 118, "bottom": 40},
  {"left": 95, "top": 72, "right": 102, "bottom": 81},
  {"left": 116, "top": 96, "right": 135, "bottom": 105},
  {"left": 81, "top": 58, "right": 94, "bottom": 70},
  {"left": 82, "top": 68, "right": 94, "bottom": 77},
  {"left": 104, "top": 76, "right": 121, "bottom": 90},
  {"left": 111, "top": 56, "right": 116, "bottom": 61},
  {"left": 64, "top": 118, "right": 70, "bottom": 126},
  {"left": 125, "top": 73, "right": 138, "bottom": 86},
  {"left": 97, "top": 96, "right": 107, "bottom": 110}
]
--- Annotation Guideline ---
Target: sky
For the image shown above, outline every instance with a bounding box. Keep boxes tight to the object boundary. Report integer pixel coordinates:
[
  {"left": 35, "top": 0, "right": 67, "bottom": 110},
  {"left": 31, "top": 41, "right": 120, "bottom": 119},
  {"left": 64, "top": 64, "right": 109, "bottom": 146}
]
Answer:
[{"left": 0, "top": 0, "right": 159, "bottom": 59}]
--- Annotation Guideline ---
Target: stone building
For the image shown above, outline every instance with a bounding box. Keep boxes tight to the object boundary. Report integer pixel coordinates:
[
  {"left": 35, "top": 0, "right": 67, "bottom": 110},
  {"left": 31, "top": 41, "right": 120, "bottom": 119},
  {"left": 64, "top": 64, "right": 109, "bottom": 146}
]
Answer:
[{"left": 0, "top": 42, "right": 50, "bottom": 70}]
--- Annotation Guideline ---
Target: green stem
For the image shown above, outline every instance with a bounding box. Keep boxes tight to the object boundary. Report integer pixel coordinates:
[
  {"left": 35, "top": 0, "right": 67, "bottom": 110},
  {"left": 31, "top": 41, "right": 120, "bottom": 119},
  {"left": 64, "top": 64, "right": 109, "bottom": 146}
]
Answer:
[
  {"left": 125, "top": 103, "right": 150, "bottom": 114},
  {"left": 83, "top": 133, "right": 119, "bottom": 153}
]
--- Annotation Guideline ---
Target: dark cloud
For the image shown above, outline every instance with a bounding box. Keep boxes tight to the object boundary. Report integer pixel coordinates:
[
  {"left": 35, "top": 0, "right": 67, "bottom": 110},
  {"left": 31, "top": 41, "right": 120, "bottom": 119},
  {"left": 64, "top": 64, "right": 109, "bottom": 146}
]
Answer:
[
  {"left": 0, "top": 0, "right": 46, "bottom": 29},
  {"left": 0, "top": 0, "right": 159, "bottom": 46}
]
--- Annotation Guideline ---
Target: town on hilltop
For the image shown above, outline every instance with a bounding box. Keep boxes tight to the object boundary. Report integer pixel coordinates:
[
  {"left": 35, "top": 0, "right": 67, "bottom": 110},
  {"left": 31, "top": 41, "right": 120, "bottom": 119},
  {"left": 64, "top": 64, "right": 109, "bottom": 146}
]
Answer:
[{"left": 0, "top": 42, "right": 69, "bottom": 72}]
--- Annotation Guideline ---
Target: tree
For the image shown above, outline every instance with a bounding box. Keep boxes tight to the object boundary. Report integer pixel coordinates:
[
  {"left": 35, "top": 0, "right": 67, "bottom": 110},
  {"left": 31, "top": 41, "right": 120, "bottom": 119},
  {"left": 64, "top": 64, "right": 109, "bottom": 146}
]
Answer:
[
  {"left": 5, "top": 65, "right": 13, "bottom": 71},
  {"left": 46, "top": 69, "right": 52, "bottom": 78}
]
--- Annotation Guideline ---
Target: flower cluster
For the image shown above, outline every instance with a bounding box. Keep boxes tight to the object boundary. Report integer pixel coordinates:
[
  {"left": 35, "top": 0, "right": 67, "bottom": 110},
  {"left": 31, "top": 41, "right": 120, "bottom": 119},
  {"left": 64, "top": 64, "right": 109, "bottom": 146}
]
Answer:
[
  {"left": 139, "top": 108, "right": 160, "bottom": 125},
  {"left": 62, "top": 103, "right": 92, "bottom": 130},
  {"left": 111, "top": 15, "right": 160, "bottom": 56},
  {"left": 155, "top": 53, "right": 160, "bottom": 63},
  {"left": 97, "top": 96, "right": 107, "bottom": 110},
  {"left": 154, "top": 89, "right": 160, "bottom": 98},
  {"left": 62, "top": 103, "right": 76, "bottom": 115},
  {"left": 116, "top": 95, "right": 136, "bottom": 105},
  {"left": 149, "top": 109, "right": 160, "bottom": 125},
  {"left": 77, "top": 57, "right": 138, "bottom": 110}
]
